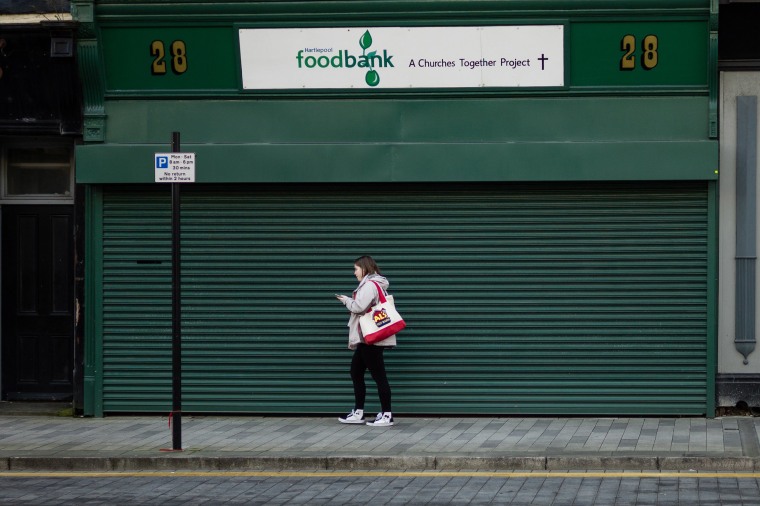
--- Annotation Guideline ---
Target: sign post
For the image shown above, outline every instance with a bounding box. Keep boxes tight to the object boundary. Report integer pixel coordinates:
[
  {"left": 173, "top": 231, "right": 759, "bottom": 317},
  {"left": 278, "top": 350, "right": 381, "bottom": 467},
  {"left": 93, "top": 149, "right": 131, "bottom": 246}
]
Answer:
[
  {"left": 170, "top": 132, "right": 182, "bottom": 451},
  {"left": 155, "top": 132, "right": 195, "bottom": 451}
]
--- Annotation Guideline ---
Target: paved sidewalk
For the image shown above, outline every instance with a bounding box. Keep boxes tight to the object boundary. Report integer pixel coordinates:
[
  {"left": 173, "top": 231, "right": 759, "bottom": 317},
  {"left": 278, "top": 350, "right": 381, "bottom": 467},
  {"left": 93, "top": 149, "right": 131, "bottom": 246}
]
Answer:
[{"left": 1, "top": 415, "right": 760, "bottom": 472}]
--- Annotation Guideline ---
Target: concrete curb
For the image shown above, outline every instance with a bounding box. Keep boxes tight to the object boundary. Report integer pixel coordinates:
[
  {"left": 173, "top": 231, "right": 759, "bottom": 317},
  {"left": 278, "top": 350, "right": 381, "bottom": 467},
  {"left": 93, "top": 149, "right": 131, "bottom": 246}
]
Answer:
[
  {"left": 546, "top": 456, "right": 659, "bottom": 471},
  {"left": 326, "top": 456, "right": 434, "bottom": 470},
  {"left": 436, "top": 456, "right": 545, "bottom": 470},
  {"left": 4, "top": 455, "right": 759, "bottom": 472},
  {"left": 658, "top": 456, "right": 758, "bottom": 471}
]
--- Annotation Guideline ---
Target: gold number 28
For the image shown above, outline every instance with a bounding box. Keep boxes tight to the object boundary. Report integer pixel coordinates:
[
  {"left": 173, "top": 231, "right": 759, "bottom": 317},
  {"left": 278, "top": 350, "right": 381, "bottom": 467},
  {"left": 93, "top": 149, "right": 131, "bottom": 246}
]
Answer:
[
  {"left": 620, "top": 34, "right": 658, "bottom": 71},
  {"left": 151, "top": 40, "right": 188, "bottom": 75}
]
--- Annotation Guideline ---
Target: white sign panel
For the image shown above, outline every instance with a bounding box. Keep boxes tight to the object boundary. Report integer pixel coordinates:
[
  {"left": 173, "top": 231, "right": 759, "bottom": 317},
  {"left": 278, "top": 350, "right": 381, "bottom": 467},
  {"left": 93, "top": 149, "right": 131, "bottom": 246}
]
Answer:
[
  {"left": 155, "top": 153, "right": 196, "bottom": 183},
  {"left": 239, "top": 25, "right": 564, "bottom": 90}
]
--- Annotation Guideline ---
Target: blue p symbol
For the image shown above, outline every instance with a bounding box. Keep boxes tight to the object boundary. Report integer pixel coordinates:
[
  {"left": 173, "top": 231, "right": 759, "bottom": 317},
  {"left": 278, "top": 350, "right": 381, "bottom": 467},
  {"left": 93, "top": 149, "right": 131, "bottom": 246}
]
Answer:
[{"left": 156, "top": 156, "right": 169, "bottom": 169}]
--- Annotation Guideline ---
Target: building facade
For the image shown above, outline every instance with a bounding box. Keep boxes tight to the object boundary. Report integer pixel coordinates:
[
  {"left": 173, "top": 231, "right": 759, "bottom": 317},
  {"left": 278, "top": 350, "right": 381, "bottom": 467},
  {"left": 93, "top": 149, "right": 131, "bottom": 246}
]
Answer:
[
  {"left": 0, "top": 0, "right": 82, "bottom": 405},
  {"left": 72, "top": 0, "right": 718, "bottom": 417},
  {"left": 716, "top": 0, "right": 760, "bottom": 410}
]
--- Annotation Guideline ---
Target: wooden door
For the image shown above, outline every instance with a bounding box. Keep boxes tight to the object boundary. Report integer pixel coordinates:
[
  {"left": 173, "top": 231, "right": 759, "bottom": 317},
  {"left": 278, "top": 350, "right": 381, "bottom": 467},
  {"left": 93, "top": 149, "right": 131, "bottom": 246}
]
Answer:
[{"left": 2, "top": 205, "right": 74, "bottom": 400}]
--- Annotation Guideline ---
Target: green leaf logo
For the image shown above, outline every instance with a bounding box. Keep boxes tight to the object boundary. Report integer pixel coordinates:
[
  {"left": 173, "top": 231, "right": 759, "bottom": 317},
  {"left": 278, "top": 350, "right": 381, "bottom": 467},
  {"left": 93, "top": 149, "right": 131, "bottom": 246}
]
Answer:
[
  {"left": 359, "top": 30, "right": 380, "bottom": 87},
  {"left": 359, "top": 30, "right": 373, "bottom": 50}
]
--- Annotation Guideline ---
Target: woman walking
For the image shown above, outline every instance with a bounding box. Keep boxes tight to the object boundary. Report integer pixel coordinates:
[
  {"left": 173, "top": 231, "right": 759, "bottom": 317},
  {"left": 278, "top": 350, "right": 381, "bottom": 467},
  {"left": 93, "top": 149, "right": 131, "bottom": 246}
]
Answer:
[{"left": 335, "top": 255, "right": 395, "bottom": 427}]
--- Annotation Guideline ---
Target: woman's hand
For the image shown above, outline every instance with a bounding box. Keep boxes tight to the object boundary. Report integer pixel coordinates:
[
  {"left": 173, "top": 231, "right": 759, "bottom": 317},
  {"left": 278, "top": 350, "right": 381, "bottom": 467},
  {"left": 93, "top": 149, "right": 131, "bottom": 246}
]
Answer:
[{"left": 336, "top": 295, "right": 349, "bottom": 304}]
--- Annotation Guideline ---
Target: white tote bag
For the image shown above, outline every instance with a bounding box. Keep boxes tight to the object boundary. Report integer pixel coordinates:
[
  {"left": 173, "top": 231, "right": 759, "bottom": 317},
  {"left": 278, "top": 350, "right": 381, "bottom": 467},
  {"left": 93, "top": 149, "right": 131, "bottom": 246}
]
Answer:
[{"left": 359, "top": 281, "right": 406, "bottom": 344}]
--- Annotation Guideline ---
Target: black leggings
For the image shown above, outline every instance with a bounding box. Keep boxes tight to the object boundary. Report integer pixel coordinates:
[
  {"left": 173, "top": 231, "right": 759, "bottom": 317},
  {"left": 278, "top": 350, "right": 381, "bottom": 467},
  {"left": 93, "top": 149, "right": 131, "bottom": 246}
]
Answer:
[{"left": 350, "top": 344, "right": 392, "bottom": 413}]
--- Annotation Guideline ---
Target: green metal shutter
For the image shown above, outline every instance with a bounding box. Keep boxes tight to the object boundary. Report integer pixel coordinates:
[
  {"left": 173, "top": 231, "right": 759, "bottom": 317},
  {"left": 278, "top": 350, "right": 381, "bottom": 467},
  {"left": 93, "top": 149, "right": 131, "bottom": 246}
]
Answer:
[{"left": 101, "top": 182, "right": 709, "bottom": 415}]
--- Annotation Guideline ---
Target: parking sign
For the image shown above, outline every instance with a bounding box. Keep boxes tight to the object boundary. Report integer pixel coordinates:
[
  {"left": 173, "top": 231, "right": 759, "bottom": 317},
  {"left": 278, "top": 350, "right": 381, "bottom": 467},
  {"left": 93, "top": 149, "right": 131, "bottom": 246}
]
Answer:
[{"left": 155, "top": 153, "right": 195, "bottom": 182}]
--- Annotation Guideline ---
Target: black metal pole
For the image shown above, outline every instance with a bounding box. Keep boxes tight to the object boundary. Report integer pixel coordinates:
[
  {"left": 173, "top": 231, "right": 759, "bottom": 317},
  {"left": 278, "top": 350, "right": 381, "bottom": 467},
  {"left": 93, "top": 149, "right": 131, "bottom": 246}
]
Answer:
[{"left": 171, "top": 131, "right": 182, "bottom": 450}]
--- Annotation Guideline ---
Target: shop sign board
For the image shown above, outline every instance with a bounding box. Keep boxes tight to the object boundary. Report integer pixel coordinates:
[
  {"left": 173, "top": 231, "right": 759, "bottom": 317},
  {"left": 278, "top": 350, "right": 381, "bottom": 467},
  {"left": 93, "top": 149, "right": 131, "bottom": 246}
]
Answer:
[
  {"left": 239, "top": 26, "right": 565, "bottom": 90},
  {"left": 99, "top": 21, "right": 708, "bottom": 94}
]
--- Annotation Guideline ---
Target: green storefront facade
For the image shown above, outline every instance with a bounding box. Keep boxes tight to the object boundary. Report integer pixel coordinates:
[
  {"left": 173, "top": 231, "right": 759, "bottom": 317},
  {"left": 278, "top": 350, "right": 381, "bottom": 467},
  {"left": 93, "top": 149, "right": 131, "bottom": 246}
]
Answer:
[{"left": 74, "top": 0, "right": 719, "bottom": 417}]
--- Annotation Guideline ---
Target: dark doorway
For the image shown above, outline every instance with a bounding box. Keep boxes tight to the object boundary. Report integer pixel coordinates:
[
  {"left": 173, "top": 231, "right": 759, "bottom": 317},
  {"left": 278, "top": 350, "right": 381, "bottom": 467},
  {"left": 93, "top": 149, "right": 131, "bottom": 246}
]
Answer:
[{"left": 2, "top": 205, "right": 75, "bottom": 400}]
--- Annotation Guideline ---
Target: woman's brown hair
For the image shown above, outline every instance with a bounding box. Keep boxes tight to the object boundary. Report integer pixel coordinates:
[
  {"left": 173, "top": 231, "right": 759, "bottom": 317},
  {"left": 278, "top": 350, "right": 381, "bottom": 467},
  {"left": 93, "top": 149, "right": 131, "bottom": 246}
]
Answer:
[{"left": 354, "top": 255, "right": 381, "bottom": 277}]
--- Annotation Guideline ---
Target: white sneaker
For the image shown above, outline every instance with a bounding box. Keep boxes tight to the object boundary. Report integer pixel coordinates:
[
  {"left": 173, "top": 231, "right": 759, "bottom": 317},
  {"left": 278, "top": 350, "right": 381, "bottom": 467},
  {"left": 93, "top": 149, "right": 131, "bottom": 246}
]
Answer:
[
  {"left": 338, "top": 409, "right": 365, "bottom": 424},
  {"left": 366, "top": 412, "right": 394, "bottom": 427}
]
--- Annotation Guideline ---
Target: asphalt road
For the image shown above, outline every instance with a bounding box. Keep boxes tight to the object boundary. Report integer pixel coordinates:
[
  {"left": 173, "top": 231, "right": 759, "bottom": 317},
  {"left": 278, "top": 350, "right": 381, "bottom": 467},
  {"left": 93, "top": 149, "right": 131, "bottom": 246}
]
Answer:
[{"left": 2, "top": 471, "right": 760, "bottom": 505}]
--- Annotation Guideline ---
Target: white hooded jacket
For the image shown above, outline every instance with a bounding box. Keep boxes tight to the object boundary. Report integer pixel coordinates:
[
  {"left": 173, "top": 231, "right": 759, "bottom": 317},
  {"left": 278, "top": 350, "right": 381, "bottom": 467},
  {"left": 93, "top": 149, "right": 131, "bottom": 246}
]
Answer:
[{"left": 341, "top": 273, "right": 396, "bottom": 349}]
